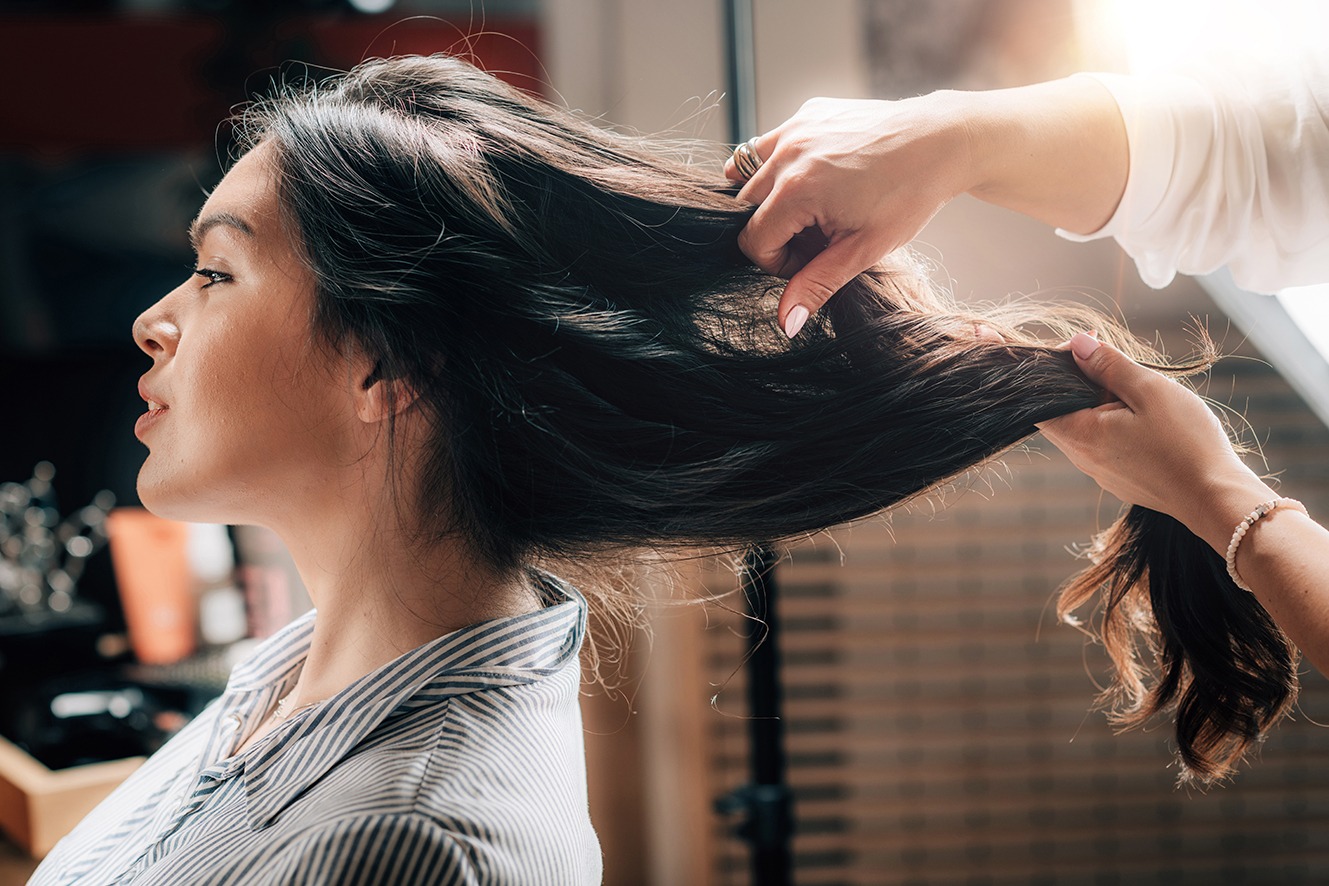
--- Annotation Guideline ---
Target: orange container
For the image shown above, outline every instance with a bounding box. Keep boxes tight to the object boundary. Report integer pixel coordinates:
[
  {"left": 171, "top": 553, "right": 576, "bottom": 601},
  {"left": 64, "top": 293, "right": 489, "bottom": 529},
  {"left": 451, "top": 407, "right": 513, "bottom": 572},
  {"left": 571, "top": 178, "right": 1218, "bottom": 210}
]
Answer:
[{"left": 105, "top": 509, "right": 196, "bottom": 665}]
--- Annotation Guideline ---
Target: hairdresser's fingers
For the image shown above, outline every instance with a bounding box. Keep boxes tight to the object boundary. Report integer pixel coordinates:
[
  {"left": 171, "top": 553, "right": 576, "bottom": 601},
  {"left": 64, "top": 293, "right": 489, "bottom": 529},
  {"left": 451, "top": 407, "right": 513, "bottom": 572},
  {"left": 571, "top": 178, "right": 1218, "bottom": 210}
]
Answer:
[
  {"left": 1038, "top": 338, "right": 1252, "bottom": 521},
  {"left": 1037, "top": 402, "right": 1126, "bottom": 449},
  {"left": 722, "top": 130, "right": 773, "bottom": 180},
  {"left": 734, "top": 131, "right": 789, "bottom": 206},
  {"left": 1064, "top": 335, "right": 1157, "bottom": 413},
  {"left": 735, "top": 159, "right": 779, "bottom": 208},
  {"left": 738, "top": 191, "right": 819, "bottom": 276},
  {"left": 734, "top": 144, "right": 796, "bottom": 220},
  {"left": 1036, "top": 404, "right": 1146, "bottom": 507},
  {"left": 776, "top": 235, "right": 882, "bottom": 337},
  {"left": 1035, "top": 411, "right": 1090, "bottom": 465},
  {"left": 725, "top": 130, "right": 782, "bottom": 193}
]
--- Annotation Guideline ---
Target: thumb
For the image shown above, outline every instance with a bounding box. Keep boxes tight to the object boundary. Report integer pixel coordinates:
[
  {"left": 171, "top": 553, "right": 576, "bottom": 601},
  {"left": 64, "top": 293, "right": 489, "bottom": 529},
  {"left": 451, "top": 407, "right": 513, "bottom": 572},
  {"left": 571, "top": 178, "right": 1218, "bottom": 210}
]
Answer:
[
  {"left": 778, "top": 236, "right": 879, "bottom": 338},
  {"left": 1067, "top": 334, "right": 1151, "bottom": 410}
]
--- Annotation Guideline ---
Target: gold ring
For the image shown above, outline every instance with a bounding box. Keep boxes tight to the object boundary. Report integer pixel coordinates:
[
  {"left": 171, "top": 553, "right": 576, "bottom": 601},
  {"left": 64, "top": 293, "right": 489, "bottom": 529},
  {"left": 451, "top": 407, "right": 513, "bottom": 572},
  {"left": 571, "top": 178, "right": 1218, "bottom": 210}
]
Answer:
[{"left": 731, "top": 136, "right": 764, "bottom": 180}]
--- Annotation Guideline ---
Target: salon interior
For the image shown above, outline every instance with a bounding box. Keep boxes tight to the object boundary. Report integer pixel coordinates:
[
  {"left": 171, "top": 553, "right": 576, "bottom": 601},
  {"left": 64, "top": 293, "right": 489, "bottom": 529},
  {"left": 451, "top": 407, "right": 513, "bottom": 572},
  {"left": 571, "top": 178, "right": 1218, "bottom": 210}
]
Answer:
[{"left": 2, "top": 0, "right": 1328, "bottom": 883}]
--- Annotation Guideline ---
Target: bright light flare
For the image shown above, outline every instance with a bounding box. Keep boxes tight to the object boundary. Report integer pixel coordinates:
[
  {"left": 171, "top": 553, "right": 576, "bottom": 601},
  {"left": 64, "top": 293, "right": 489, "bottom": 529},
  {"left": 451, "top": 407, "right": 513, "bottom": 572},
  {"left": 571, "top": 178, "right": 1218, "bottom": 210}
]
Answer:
[{"left": 1078, "top": 0, "right": 1327, "bottom": 74}]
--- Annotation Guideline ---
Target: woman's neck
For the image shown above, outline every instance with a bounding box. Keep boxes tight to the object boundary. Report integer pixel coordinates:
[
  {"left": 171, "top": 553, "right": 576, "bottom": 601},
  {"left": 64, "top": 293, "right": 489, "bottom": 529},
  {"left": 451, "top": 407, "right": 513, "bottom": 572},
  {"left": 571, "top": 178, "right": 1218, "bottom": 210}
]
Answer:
[{"left": 266, "top": 501, "right": 539, "bottom": 711}]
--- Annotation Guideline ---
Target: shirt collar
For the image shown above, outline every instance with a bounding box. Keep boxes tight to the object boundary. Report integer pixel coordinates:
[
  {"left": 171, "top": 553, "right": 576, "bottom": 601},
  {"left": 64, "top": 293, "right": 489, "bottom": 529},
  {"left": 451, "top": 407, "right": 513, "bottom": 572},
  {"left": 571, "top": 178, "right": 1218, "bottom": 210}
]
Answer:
[
  {"left": 225, "top": 611, "right": 317, "bottom": 692},
  {"left": 241, "top": 572, "right": 586, "bottom": 829}
]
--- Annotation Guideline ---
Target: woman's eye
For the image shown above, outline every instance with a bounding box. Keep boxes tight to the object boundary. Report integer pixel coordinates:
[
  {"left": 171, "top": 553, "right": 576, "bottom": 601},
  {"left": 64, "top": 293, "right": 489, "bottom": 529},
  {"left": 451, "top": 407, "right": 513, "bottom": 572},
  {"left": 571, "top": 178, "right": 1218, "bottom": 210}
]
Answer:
[{"left": 193, "top": 267, "right": 232, "bottom": 288}]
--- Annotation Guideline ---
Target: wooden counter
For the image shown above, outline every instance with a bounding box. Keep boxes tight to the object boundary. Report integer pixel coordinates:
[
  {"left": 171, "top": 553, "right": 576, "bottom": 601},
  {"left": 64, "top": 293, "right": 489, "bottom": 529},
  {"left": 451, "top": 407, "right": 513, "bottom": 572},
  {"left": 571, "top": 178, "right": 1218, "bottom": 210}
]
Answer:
[{"left": 0, "top": 736, "right": 142, "bottom": 859}]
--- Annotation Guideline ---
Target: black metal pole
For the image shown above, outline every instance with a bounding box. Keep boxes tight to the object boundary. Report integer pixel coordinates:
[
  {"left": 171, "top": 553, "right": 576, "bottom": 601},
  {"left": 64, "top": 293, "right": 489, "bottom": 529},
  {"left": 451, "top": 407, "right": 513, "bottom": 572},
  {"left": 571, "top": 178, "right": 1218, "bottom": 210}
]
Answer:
[
  {"left": 714, "top": 546, "right": 793, "bottom": 885},
  {"left": 742, "top": 546, "right": 794, "bottom": 883},
  {"left": 716, "top": 2, "right": 794, "bottom": 883},
  {"left": 724, "top": 0, "right": 758, "bottom": 150}
]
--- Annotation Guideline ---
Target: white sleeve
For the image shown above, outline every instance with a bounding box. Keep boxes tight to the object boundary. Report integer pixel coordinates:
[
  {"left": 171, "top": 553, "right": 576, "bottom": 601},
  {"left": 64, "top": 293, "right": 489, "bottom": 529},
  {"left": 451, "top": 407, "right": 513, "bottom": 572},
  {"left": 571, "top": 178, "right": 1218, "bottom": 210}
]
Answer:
[{"left": 1056, "top": 56, "right": 1329, "bottom": 294}]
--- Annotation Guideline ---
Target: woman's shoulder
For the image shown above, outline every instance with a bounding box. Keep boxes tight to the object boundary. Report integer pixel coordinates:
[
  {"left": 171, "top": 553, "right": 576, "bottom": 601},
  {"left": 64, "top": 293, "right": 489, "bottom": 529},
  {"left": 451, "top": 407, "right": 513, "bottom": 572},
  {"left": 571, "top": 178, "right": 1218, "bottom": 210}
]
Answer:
[{"left": 267, "top": 681, "right": 598, "bottom": 883}]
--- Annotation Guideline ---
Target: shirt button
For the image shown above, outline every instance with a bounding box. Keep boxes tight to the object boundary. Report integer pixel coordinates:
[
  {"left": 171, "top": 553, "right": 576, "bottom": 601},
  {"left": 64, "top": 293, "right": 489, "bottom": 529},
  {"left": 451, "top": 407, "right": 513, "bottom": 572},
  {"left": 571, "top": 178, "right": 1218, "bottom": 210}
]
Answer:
[{"left": 224, "top": 714, "right": 242, "bottom": 731}]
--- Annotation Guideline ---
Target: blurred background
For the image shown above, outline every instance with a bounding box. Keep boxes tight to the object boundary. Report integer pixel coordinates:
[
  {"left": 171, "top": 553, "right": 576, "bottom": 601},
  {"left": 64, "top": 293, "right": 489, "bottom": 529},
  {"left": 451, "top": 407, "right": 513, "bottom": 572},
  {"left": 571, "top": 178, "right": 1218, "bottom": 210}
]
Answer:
[{"left": 1, "top": 0, "right": 1327, "bottom": 884}]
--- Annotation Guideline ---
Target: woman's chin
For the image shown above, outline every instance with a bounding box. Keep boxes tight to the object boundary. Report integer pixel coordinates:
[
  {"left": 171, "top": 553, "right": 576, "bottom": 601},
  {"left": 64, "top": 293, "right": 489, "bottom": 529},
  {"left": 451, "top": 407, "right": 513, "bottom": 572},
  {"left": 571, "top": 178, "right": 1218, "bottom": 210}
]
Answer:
[
  {"left": 135, "top": 473, "right": 212, "bottom": 523},
  {"left": 135, "top": 491, "right": 194, "bottom": 522},
  {"left": 136, "top": 468, "right": 264, "bottom": 527}
]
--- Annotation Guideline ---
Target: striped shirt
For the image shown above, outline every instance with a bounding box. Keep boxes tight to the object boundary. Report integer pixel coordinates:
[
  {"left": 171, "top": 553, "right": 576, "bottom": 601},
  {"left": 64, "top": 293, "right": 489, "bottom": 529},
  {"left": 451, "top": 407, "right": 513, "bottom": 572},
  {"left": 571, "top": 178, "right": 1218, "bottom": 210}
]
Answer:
[{"left": 30, "top": 573, "right": 602, "bottom": 885}]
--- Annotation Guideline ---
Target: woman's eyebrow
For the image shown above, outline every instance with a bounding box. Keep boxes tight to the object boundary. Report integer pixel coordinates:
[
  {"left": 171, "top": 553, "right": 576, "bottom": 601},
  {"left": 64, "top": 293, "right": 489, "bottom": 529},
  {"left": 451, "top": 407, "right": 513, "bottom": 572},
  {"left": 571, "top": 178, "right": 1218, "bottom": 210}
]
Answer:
[{"left": 188, "top": 211, "right": 255, "bottom": 252}]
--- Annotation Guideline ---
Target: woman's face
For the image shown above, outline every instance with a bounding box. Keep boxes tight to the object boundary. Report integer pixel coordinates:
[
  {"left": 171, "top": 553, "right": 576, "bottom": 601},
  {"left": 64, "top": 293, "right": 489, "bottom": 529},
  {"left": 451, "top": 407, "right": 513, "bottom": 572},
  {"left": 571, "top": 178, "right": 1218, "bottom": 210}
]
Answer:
[{"left": 132, "top": 144, "right": 364, "bottom": 525}]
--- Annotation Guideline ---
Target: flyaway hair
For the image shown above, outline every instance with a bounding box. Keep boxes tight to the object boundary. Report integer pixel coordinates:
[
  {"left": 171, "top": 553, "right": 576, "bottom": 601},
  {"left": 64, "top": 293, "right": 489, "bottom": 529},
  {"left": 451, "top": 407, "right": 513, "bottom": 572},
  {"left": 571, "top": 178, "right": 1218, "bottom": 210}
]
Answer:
[{"left": 236, "top": 54, "right": 1297, "bottom": 784}]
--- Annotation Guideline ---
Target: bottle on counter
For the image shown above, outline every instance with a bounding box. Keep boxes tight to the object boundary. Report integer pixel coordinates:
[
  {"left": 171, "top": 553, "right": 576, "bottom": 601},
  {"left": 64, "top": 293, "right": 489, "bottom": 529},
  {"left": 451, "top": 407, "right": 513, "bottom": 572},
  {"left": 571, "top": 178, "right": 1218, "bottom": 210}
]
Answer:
[{"left": 187, "top": 523, "right": 247, "bottom": 648}]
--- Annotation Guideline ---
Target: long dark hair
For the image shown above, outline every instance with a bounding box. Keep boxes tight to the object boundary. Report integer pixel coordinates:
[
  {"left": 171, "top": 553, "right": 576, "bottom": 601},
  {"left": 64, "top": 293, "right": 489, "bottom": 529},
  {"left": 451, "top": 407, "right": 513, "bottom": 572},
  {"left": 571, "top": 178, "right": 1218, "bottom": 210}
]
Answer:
[{"left": 237, "top": 54, "right": 1296, "bottom": 784}]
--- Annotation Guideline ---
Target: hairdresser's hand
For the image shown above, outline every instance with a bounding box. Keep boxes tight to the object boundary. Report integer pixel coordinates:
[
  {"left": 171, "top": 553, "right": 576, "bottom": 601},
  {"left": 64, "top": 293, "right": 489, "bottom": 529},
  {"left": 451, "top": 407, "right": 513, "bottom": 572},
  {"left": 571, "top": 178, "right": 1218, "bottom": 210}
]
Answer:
[
  {"left": 1044, "top": 335, "right": 1329, "bottom": 674},
  {"left": 728, "top": 78, "right": 1128, "bottom": 338},
  {"left": 725, "top": 95, "right": 977, "bottom": 337},
  {"left": 1037, "top": 334, "right": 1275, "bottom": 556}
]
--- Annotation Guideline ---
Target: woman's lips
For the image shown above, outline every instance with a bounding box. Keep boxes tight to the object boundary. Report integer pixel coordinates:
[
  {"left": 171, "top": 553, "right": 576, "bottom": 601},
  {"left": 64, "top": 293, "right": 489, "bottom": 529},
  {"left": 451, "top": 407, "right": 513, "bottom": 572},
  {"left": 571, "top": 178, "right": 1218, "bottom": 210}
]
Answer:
[
  {"left": 136, "top": 379, "right": 169, "bottom": 441},
  {"left": 134, "top": 403, "right": 169, "bottom": 440}
]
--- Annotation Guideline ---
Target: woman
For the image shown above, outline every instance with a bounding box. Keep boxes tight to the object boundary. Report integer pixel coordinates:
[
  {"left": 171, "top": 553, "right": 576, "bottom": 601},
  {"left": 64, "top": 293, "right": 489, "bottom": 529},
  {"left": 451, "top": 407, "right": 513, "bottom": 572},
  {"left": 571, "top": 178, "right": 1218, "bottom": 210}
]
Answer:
[{"left": 30, "top": 55, "right": 1284, "bottom": 884}]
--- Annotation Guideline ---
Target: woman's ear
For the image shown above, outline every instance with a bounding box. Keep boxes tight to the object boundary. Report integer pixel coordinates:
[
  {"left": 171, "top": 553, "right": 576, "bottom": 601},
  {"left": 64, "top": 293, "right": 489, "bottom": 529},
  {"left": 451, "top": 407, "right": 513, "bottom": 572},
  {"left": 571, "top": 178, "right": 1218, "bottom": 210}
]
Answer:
[{"left": 355, "top": 359, "right": 420, "bottom": 423}]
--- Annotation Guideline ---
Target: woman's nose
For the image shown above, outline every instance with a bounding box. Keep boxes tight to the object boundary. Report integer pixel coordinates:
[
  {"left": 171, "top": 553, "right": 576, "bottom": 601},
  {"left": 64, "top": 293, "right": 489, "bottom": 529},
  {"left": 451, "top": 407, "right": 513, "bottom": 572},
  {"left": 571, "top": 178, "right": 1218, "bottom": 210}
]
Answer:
[{"left": 132, "top": 294, "right": 181, "bottom": 359}]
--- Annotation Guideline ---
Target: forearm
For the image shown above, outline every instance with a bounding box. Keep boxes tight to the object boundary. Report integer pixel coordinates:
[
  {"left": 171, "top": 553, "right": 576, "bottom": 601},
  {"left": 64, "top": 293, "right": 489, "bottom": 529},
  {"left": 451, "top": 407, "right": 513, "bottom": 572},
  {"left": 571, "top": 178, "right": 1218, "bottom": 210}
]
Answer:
[
  {"left": 1169, "top": 475, "right": 1329, "bottom": 674},
  {"left": 1229, "top": 510, "right": 1329, "bottom": 675},
  {"left": 1180, "top": 473, "right": 1329, "bottom": 675},
  {"left": 963, "top": 76, "right": 1129, "bottom": 235}
]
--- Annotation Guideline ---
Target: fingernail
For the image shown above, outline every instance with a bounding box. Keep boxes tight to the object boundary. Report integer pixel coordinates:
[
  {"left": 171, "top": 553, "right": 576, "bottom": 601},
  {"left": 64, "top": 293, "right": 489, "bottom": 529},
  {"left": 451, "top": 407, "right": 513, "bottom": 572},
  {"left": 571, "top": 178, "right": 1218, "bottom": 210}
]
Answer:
[
  {"left": 1069, "top": 332, "right": 1100, "bottom": 361},
  {"left": 784, "top": 305, "right": 810, "bottom": 339}
]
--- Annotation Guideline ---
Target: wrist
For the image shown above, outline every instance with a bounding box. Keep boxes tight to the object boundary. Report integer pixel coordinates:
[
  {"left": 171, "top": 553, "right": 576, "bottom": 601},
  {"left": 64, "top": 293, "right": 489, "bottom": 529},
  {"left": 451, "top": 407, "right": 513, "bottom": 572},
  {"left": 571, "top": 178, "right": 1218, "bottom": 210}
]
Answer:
[
  {"left": 887, "top": 89, "right": 987, "bottom": 201},
  {"left": 961, "top": 76, "right": 1128, "bottom": 233},
  {"left": 946, "top": 88, "right": 1007, "bottom": 200},
  {"left": 1225, "top": 498, "right": 1309, "bottom": 592},
  {"left": 1186, "top": 474, "right": 1281, "bottom": 558}
]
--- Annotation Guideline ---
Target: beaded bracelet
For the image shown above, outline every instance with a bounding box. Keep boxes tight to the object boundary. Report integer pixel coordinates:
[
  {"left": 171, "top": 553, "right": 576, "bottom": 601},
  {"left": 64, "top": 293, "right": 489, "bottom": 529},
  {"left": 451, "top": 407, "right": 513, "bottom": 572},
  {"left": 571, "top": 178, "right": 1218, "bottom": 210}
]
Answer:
[{"left": 1224, "top": 497, "right": 1308, "bottom": 592}]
